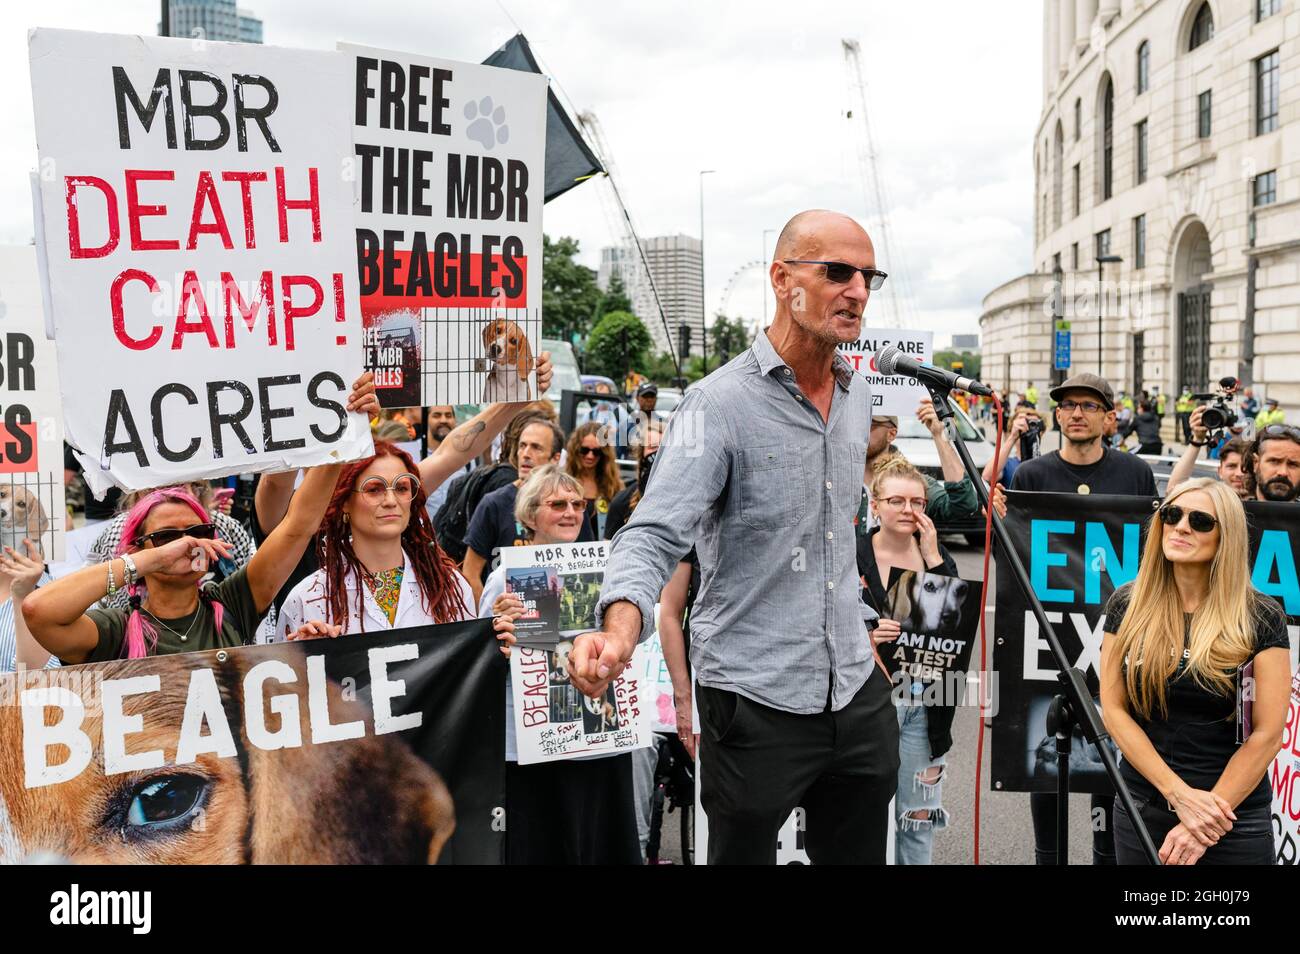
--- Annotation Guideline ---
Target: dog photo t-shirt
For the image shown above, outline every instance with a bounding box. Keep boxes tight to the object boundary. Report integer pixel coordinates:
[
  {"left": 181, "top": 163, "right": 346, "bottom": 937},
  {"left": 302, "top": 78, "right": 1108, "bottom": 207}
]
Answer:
[{"left": 81, "top": 566, "right": 265, "bottom": 662}]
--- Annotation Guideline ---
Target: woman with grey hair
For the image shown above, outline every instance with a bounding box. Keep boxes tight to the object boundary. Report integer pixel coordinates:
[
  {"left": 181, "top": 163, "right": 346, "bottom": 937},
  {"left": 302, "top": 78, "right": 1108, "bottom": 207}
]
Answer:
[{"left": 479, "top": 463, "right": 641, "bottom": 865}]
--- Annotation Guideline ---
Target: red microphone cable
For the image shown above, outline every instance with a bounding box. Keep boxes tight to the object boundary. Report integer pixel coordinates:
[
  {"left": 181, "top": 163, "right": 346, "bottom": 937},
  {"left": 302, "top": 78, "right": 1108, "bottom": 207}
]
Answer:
[{"left": 973, "top": 393, "right": 1004, "bottom": 865}]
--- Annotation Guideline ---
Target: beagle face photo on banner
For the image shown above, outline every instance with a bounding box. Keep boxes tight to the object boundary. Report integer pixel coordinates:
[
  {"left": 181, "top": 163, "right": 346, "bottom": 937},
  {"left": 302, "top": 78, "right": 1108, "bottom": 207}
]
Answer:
[
  {"left": 480, "top": 317, "right": 534, "bottom": 402},
  {"left": 0, "top": 648, "right": 455, "bottom": 864},
  {"left": 891, "top": 571, "right": 970, "bottom": 635}
]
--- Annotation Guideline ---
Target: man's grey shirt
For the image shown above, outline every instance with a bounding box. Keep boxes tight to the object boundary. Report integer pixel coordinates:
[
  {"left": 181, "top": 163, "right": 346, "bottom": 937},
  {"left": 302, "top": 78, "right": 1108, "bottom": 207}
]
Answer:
[{"left": 596, "top": 330, "right": 877, "bottom": 714}]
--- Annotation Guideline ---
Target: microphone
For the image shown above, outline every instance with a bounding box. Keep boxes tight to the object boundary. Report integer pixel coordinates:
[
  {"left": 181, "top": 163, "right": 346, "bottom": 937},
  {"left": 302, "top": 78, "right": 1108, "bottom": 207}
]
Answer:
[{"left": 874, "top": 345, "right": 995, "bottom": 397}]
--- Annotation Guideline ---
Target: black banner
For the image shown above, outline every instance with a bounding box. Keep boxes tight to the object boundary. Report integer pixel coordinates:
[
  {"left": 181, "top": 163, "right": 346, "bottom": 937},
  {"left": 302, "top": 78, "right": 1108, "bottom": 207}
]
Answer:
[
  {"left": 0, "top": 620, "right": 505, "bottom": 864},
  {"left": 993, "top": 492, "right": 1300, "bottom": 795}
]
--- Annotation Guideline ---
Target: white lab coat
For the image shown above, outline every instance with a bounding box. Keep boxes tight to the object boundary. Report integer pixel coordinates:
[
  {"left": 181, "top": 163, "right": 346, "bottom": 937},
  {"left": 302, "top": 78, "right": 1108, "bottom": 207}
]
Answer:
[{"left": 278, "top": 549, "right": 474, "bottom": 639}]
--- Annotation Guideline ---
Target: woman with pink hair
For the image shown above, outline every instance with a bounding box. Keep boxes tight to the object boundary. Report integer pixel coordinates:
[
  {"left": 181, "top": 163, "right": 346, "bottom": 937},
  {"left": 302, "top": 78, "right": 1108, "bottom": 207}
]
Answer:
[{"left": 24, "top": 465, "right": 341, "bottom": 663}]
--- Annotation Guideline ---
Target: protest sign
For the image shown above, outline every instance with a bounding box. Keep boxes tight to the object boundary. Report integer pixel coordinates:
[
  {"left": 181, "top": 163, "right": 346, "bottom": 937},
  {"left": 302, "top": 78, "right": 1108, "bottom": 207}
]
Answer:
[
  {"left": 344, "top": 44, "right": 547, "bottom": 407},
  {"left": 29, "top": 29, "right": 372, "bottom": 494},
  {"left": 1276, "top": 671, "right": 1300, "bottom": 865},
  {"left": 503, "top": 541, "right": 650, "bottom": 763},
  {"left": 0, "top": 247, "right": 66, "bottom": 560},
  {"left": 0, "top": 620, "right": 505, "bottom": 864},
  {"left": 994, "top": 491, "right": 1300, "bottom": 857},
  {"left": 838, "top": 328, "right": 933, "bottom": 417},
  {"left": 881, "top": 570, "right": 982, "bottom": 752}
]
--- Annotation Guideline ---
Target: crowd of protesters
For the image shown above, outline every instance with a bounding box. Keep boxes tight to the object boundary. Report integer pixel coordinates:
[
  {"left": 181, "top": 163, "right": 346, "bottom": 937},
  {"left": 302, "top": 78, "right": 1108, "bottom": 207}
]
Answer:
[{"left": 1, "top": 210, "right": 1294, "bottom": 868}]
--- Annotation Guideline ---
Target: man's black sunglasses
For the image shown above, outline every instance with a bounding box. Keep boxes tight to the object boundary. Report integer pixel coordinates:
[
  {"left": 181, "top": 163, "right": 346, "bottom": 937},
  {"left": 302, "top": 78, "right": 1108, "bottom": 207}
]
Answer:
[
  {"left": 782, "top": 260, "right": 888, "bottom": 290},
  {"left": 134, "top": 523, "right": 218, "bottom": 548},
  {"left": 1158, "top": 504, "right": 1217, "bottom": 534}
]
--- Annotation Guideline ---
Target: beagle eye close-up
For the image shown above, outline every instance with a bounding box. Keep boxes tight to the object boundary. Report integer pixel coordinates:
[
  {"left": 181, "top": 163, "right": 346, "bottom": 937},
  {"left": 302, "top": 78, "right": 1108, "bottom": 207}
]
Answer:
[{"left": 107, "top": 773, "right": 212, "bottom": 841}]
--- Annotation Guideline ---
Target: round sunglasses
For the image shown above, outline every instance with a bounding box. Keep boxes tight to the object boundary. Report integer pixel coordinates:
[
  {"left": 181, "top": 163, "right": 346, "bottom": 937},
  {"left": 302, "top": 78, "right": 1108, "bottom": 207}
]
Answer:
[{"left": 1159, "top": 504, "right": 1218, "bottom": 533}]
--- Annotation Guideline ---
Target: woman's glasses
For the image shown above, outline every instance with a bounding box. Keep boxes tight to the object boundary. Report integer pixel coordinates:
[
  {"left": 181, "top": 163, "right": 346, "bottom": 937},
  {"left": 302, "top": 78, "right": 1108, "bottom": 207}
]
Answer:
[
  {"left": 354, "top": 474, "right": 420, "bottom": 502},
  {"left": 544, "top": 498, "right": 585, "bottom": 514},
  {"left": 578, "top": 446, "right": 602, "bottom": 457},
  {"left": 134, "top": 523, "right": 217, "bottom": 548},
  {"left": 1159, "top": 504, "right": 1218, "bottom": 533},
  {"left": 881, "top": 496, "right": 928, "bottom": 512}
]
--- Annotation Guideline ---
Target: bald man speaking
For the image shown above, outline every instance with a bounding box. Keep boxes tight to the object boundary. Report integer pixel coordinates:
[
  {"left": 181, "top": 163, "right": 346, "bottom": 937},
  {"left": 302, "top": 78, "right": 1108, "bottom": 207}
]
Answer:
[{"left": 571, "top": 210, "right": 899, "bottom": 864}]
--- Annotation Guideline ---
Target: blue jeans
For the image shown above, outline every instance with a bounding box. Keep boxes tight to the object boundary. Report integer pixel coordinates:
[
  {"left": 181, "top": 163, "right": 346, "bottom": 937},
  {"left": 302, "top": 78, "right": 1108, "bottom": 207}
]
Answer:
[{"left": 895, "top": 702, "right": 948, "bottom": 865}]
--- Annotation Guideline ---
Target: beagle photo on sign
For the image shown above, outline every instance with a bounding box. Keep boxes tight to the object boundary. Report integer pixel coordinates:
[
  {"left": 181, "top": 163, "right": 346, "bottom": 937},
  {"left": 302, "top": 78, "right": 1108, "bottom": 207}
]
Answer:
[
  {"left": 481, "top": 317, "right": 534, "bottom": 402},
  {"left": 0, "top": 646, "right": 455, "bottom": 864}
]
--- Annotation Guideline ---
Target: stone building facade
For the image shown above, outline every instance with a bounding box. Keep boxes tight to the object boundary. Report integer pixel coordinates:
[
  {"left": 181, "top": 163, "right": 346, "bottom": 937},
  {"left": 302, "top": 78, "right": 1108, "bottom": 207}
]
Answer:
[{"left": 982, "top": 0, "right": 1298, "bottom": 413}]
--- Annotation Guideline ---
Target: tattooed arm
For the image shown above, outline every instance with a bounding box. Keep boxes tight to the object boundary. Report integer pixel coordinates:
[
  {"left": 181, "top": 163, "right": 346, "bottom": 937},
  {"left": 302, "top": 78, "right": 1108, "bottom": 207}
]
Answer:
[{"left": 418, "top": 404, "right": 517, "bottom": 494}]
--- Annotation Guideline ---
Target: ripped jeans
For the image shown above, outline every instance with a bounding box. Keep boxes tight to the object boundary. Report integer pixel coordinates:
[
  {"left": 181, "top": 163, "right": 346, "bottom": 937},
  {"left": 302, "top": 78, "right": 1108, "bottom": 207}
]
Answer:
[{"left": 895, "top": 702, "right": 948, "bottom": 865}]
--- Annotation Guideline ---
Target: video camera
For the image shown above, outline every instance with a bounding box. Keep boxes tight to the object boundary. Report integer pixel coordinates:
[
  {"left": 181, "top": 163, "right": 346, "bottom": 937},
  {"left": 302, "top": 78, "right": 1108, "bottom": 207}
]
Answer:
[{"left": 1191, "top": 376, "right": 1241, "bottom": 435}]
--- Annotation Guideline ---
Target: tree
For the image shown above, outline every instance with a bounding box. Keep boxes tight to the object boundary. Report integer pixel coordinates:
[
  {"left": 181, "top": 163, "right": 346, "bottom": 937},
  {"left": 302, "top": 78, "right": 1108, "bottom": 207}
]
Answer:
[
  {"left": 598, "top": 272, "right": 634, "bottom": 319},
  {"left": 933, "top": 349, "right": 982, "bottom": 380},
  {"left": 584, "top": 311, "right": 652, "bottom": 381},
  {"left": 542, "top": 234, "right": 602, "bottom": 342},
  {"left": 709, "top": 313, "right": 752, "bottom": 364}
]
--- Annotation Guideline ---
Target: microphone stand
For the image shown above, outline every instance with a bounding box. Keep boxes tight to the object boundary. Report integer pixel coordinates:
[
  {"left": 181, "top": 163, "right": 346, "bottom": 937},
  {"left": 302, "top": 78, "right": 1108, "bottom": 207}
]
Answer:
[{"left": 920, "top": 380, "right": 1160, "bottom": 866}]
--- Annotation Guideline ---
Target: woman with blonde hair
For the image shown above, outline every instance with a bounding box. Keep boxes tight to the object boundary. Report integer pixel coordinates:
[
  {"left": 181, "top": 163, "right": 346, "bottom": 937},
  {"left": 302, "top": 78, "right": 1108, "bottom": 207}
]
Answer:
[
  {"left": 1101, "top": 477, "right": 1290, "bottom": 865},
  {"left": 856, "top": 455, "right": 959, "bottom": 864},
  {"left": 564, "top": 421, "right": 623, "bottom": 539}
]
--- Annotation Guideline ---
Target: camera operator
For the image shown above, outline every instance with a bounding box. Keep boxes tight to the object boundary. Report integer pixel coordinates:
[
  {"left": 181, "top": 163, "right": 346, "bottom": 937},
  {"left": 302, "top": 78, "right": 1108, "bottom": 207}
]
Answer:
[
  {"left": 981, "top": 406, "right": 1046, "bottom": 487},
  {"left": 1167, "top": 405, "right": 1250, "bottom": 500},
  {"left": 991, "top": 372, "right": 1157, "bottom": 865}
]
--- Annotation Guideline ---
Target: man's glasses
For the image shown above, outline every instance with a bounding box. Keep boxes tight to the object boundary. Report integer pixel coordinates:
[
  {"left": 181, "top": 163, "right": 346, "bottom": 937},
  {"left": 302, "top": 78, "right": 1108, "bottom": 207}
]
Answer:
[
  {"left": 1058, "top": 400, "right": 1107, "bottom": 414},
  {"left": 354, "top": 474, "right": 420, "bottom": 502},
  {"left": 881, "top": 496, "right": 928, "bottom": 512},
  {"left": 134, "top": 523, "right": 217, "bottom": 548},
  {"left": 782, "top": 260, "right": 888, "bottom": 290},
  {"left": 544, "top": 499, "right": 585, "bottom": 513},
  {"left": 1159, "top": 504, "right": 1218, "bottom": 534}
]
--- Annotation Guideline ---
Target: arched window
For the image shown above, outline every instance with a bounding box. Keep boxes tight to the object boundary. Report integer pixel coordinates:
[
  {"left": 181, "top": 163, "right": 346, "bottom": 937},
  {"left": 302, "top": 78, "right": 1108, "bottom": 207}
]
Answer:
[
  {"left": 1136, "top": 41, "right": 1150, "bottom": 94},
  {"left": 1101, "top": 78, "right": 1114, "bottom": 201},
  {"left": 1189, "top": 3, "right": 1214, "bottom": 51}
]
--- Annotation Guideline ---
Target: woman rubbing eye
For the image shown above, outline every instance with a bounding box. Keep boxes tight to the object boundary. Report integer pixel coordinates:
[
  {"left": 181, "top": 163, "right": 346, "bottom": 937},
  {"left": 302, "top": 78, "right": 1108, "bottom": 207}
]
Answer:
[
  {"left": 279, "top": 441, "right": 515, "bottom": 652},
  {"left": 564, "top": 422, "right": 624, "bottom": 540},
  {"left": 1100, "top": 478, "right": 1291, "bottom": 865},
  {"left": 23, "top": 465, "right": 343, "bottom": 663},
  {"left": 478, "top": 463, "right": 642, "bottom": 866}
]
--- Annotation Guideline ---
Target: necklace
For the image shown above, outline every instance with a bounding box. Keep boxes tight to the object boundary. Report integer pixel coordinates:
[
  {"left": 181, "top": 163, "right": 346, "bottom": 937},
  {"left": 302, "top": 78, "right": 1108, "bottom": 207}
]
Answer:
[{"left": 142, "top": 603, "right": 204, "bottom": 643}]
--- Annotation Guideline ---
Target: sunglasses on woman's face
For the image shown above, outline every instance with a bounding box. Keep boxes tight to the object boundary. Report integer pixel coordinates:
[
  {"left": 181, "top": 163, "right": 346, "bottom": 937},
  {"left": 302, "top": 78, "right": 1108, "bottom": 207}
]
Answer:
[
  {"left": 1159, "top": 504, "right": 1218, "bottom": 533},
  {"left": 578, "top": 446, "right": 601, "bottom": 457},
  {"left": 134, "top": 523, "right": 217, "bottom": 548},
  {"left": 544, "top": 498, "right": 585, "bottom": 514}
]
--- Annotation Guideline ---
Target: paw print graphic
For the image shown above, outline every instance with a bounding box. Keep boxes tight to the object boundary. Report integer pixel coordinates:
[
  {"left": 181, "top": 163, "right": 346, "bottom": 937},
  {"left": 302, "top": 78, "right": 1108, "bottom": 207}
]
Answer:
[{"left": 465, "top": 96, "right": 509, "bottom": 150}]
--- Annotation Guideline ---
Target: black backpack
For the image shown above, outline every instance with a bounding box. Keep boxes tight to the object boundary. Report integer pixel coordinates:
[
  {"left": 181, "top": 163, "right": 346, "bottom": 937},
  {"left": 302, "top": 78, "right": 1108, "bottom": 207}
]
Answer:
[{"left": 434, "top": 462, "right": 517, "bottom": 563}]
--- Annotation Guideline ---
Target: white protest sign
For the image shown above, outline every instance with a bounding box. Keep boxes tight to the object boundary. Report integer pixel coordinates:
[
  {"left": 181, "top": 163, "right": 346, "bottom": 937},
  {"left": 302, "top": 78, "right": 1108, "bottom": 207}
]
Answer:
[
  {"left": 502, "top": 541, "right": 650, "bottom": 763},
  {"left": 343, "top": 44, "right": 547, "bottom": 407},
  {"left": 30, "top": 29, "right": 372, "bottom": 494},
  {"left": 1273, "top": 669, "right": 1300, "bottom": 865},
  {"left": 0, "top": 247, "right": 66, "bottom": 560},
  {"left": 839, "top": 328, "right": 934, "bottom": 417}
]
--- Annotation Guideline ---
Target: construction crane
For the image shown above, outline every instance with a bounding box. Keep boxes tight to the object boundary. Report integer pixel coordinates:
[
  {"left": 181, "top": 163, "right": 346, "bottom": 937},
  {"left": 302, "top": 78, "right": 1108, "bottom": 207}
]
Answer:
[
  {"left": 842, "top": 38, "right": 915, "bottom": 329},
  {"left": 577, "top": 111, "right": 680, "bottom": 375}
]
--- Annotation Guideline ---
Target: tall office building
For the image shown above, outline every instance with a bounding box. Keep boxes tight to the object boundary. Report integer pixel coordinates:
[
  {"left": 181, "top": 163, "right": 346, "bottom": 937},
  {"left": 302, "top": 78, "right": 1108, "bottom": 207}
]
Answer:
[
  {"left": 163, "top": 0, "right": 264, "bottom": 43},
  {"left": 598, "top": 235, "right": 704, "bottom": 359}
]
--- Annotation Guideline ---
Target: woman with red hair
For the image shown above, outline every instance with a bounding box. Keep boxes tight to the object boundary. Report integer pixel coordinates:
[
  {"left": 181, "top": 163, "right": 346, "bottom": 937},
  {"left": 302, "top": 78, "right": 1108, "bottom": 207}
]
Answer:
[
  {"left": 280, "top": 441, "right": 508, "bottom": 644},
  {"left": 24, "top": 465, "right": 342, "bottom": 663}
]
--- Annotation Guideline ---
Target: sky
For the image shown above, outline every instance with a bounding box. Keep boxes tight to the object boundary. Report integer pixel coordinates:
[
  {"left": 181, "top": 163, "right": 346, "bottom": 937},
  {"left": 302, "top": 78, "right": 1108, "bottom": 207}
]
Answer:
[{"left": 0, "top": 0, "right": 1044, "bottom": 347}]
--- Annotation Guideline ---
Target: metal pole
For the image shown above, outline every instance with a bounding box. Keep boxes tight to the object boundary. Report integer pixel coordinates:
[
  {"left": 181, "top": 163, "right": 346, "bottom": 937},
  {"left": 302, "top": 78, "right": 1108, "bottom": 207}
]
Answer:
[{"left": 699, "top": 169, "right": 715, "bottom": 375}]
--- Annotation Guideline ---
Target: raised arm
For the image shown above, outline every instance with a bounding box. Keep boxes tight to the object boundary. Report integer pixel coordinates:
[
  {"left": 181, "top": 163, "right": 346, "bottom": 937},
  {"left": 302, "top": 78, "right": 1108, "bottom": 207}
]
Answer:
[
  {"left": 982, "top": 414, "right": 1028, "bottom": 486},
  {"left": 419, "top": 404, "right": 516, "bottom": 494},
  {"left": 246, "top": 463, "right": 342, "bottom": 614},
  {"left": 917, "top": 398, "right": 964, "bottom": 483},
  {"left": 570, "top": 388, "right": 729, "bottom": 697},
  {"left": 1167, "top": 406, "right": 1207, "bottom": 492}
]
